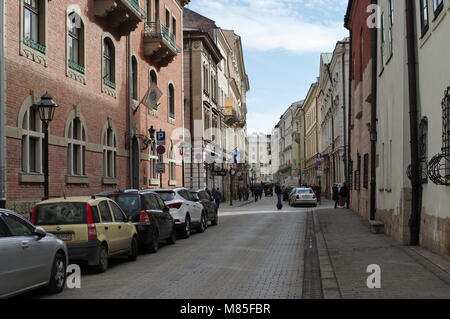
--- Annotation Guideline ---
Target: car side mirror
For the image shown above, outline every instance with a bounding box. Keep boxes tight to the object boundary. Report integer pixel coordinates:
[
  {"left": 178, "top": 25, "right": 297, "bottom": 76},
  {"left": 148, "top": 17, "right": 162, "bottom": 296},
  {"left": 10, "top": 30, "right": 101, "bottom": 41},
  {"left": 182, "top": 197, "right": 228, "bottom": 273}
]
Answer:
[
  {"left": 127, "top": 215, "right": 133, "bottom": 222},
  {"left": 34, "top": 227, "right": 46, "bottom": 239}
]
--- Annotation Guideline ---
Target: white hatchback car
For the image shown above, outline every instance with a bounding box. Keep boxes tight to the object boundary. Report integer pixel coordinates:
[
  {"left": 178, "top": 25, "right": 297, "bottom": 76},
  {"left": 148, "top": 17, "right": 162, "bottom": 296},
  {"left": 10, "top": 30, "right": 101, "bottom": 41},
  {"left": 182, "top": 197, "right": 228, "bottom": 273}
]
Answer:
[{"left": 153, "top": 188, "right": 206, "bottom": 238}]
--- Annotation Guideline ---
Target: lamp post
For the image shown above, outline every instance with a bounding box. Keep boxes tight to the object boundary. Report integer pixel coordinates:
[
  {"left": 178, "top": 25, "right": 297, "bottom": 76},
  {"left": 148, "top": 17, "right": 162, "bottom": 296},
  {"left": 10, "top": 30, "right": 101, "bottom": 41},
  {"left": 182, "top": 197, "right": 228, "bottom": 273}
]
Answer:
[
  {"left": 178, "top": 141, "right": 189, "bottom": 188},
  {"left": 35, "top": 92, "right": 58, "bottom": 199},
  {"left": 229, "top": 168, "right": 236, "bottom": 206}
]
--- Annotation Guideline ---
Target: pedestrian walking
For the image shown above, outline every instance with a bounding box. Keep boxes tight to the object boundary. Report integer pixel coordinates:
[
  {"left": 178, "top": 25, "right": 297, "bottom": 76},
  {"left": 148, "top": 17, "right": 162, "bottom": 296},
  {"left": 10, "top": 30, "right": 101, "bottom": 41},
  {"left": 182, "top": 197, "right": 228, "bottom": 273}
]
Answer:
[
  {"left": 338, "top": 182, "right": 348, "bottom": 208},
  {"left": 275, "top": 183, "right": 283, "bottom": 210},
  {"left": 316, "top": 185, "right": 322, "bottom": 205},
  {"left": 214, "top": 188, "right": 223, "bottom": 208},
  {"left": 332, "top": 183, "right": 339, "bottom": 208}
]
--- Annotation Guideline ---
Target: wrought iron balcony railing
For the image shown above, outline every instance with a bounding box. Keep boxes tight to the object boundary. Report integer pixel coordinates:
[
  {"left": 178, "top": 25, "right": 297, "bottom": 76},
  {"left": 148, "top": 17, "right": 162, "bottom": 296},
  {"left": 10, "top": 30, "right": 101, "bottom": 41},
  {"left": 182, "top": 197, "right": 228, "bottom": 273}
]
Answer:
[
  {"left": 143, "top": 22, "right": 181, "bottom": 53},
  {"left": 23, "top": 37, "right": 46, "bottom": 54},
  {"left": 103, "top": 78, "right": 116, "bottom": 89},
  {"left": 68, "top": 60, "right": 85, "bottom": 74},
  {"left": 126, "top": 0, "right": 147, "bottom": 19}
]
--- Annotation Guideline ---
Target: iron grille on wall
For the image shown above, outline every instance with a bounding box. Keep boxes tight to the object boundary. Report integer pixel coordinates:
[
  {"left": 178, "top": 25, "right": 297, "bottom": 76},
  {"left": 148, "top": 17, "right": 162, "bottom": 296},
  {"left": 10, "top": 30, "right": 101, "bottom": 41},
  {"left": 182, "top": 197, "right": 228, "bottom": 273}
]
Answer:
[
  {"left": 363, "top": 153, "right": 369, "bottom": 189},
  {"left": 428, "top": 87, "right": 450, "bottom": 186},
  {"left": 408, "top": 117, "right": 429, "bottom": 183}
]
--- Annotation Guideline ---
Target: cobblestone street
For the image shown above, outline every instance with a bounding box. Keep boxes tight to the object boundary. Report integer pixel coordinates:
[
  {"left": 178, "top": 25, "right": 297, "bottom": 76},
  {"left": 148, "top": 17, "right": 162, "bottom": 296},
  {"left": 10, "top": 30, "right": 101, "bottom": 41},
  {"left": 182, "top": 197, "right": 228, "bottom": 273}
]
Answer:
[{"left": 18, "top": 196, "right": 450, "bottom": 299}]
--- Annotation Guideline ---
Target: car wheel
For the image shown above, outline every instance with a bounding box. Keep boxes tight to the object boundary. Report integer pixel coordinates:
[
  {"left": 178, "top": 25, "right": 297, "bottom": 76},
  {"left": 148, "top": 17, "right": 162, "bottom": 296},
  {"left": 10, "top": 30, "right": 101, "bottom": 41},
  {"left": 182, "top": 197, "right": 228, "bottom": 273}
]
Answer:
[
  {"left": 180, "top": 215, "right": 191, "bottom": 239},
  {"left": 166, "top": 225, "right": 177, "bottom": 245},
  {"left": 128, "top": 236, "right": 138, "bottom": 261},
  {"left": 93, "top": 244, "right": 108, "bottom": 273},
  {"left": 47, "top": 252, "right": 67, "bottom": 294},
  {"left": 197, "top": 212, "right": 207, "bottom": 233},
  {"left": 144, "top": 229, "right": 159, "bottom": 253},
  {"left": 211, "top": 209, "right": 218, "bottom": 226}
]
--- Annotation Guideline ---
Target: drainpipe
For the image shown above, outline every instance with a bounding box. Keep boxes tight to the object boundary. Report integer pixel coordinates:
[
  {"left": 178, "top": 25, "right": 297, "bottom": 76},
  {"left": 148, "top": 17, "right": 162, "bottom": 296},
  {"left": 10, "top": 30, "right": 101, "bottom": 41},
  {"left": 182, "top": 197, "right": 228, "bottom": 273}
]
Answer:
[
  {"left": 405, "top": 0, "right": 422, "bottom": 246},
  {"left": 347, "top": 30, "right": 353, "bottom": 209},
  {"left": 189, "top": 36, "right": 194, "bottom": 189},
  {"left": 342, "top": 41, "right": 348, "bottom": 188},
  {"left": 128, "top": 34, "right": 133, "bottom": 189},
  {"left": 369, "top": 0, "right": 378, "bottom": 221},
  {"left": 0, "top": 0, "right": 6, "bottom": 208}
]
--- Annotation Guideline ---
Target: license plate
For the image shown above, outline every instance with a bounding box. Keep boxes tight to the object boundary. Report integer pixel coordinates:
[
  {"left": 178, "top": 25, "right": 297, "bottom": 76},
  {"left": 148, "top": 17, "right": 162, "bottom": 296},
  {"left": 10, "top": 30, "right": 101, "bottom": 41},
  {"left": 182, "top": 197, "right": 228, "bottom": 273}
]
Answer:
[{"left": 55, "top": 233, "right": 72, "bottom": 241}]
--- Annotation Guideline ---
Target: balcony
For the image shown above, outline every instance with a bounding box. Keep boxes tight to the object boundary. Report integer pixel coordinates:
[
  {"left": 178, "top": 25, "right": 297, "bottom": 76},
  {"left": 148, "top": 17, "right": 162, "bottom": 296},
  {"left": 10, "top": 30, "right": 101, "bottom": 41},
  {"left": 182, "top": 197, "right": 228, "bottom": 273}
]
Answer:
[
  {"left": 94, "top": 0, "right": 146, "bottom": 34},
  {"left": 224, "top": 109, "right": 239, "bottom": 126},
  {"left": 234, "top": 117, "right": 246, "bottom": 129},
  {"left": 143, "top": 22, "right": 180, "bottom": 67}
]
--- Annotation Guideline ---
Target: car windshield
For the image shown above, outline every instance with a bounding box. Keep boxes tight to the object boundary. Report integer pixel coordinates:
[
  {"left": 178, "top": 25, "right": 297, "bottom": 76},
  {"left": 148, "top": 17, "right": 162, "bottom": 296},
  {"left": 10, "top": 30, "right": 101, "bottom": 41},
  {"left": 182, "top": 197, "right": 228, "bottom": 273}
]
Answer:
[
  {"left": 109, "top": 195, "right": 141, "bottom": 215},
  {"left": 297, "top": 189, "right": 313, "bottom": 194},
  {"left": 154, "top": 191, "right": 175, "bottom": 202},
  {"left": 35, "top": 202, "right": 86, "bottom": 225}
]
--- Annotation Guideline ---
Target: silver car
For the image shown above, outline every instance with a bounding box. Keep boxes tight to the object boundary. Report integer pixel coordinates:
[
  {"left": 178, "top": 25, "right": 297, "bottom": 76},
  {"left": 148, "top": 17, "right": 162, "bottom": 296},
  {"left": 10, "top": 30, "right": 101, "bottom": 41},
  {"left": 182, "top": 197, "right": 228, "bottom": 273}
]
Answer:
[
  {"left": 0, "top": 209, "right": 68, "bottom": 298},
  {"left": 288, "top": 188, "right": 318, "bottom": 207}
]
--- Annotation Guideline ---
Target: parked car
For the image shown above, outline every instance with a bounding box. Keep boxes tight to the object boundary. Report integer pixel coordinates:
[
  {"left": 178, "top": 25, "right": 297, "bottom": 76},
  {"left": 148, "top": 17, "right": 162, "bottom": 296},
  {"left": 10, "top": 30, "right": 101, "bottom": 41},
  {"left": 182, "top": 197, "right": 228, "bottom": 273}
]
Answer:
[
  {"left": 0, "top": 209, "right": 68, "bottom": 298},
  {"left": 31, "top": 196, "right": 138, "bottom": 273},
  {"left": 263, "top": 183, "right": 274, "bottom": 196},
  {"left": 106, "top": 190, "right": 176, "bottom": 254},
  {"left": 189, "top": 189, "right": 218, "bottom": 226},
  {"left": 282, "top": 185, "right": 297, "bottom": 201},
  {"left": 288, "top": 188, "right": 318, "bottom": 207},
  {"left": 153, "top": 188, "right": 206, "bottom": 238}
]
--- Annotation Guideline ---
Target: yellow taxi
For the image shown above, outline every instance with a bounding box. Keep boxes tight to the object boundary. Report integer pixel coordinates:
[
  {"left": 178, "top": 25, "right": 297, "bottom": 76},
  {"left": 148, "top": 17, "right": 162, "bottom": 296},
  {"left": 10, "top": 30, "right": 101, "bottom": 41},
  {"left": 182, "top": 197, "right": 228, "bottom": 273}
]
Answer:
[{"left": 31, "top": 196, "right": 138, "bottom": 273}]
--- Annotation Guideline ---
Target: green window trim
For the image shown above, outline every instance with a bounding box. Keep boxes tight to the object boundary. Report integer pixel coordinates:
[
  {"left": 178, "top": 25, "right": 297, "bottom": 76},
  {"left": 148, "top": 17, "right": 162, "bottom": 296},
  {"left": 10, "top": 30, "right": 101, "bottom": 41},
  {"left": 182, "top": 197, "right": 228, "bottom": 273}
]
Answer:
[{"left": 23, "top": 37, "right": 46, "bottom": 54}]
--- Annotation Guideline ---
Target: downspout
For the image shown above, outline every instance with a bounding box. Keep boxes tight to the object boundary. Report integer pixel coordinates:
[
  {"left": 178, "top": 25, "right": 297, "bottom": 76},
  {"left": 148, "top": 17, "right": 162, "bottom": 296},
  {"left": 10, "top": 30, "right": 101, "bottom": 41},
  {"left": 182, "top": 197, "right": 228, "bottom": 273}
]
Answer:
[
  {"left": 189, "top": 36, "right": 194, "bottom": 189},
  {"left": 347, "top": 30, "right": 353, "bottom": 209},
  {"left": 405, "top": 0, "right": 422, "bottom": 246},
  {"left": 0, "top": 0, "right": 6, "bottom": 208},
  {"left": 342, "top": 41, "right": 348, "bottom": 188},
  {"left": 369, "top": 0, "right": 378, "bottom": 221},
  {"left": 128, "top": 35, "right": 133, "bottom": 188}
]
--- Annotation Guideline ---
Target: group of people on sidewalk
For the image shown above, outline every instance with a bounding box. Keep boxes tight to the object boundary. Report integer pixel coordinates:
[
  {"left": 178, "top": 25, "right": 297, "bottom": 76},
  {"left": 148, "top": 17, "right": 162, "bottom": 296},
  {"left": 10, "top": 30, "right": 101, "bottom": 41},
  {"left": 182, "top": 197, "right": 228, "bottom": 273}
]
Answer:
[{"left": 332, "top": 182, "right": 348, "bottom": 208}]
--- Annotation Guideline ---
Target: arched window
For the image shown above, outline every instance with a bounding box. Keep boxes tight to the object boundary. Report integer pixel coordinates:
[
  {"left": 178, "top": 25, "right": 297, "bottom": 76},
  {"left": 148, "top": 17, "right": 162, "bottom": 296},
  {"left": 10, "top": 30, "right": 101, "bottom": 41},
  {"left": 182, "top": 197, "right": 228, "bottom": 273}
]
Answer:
[
  {"left": 168, "top": 83, "right": 175, "bottom": 119},
  {"left": 131, "top": 56, "right": 138, "bottom": 100},
  {"left": 103, "top": 124, "right": 117, "bottom": 178},
  {"left": 149, "top": 69, "right": 157, "bottom": 86},
  {"left": 68, "top": 12, "right": 84, "bottom": 72},
  {"left": 102, "top": 38, "right": 115, "bottom": 88},
  {"left": 68, "top": 117, "right": 86, "bottom": 176},
  {"left": 21, "top": 106, "right": 43, "bottom": 174}
]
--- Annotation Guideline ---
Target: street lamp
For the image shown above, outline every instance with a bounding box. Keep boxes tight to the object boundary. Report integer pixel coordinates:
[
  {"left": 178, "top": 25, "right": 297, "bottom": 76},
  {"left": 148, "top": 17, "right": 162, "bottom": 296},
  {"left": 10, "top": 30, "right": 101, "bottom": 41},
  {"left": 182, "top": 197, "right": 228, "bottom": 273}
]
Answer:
[
  {"left": 35, "top": 92, "right": 58, "bottom": 199},
  {"left": 178, "top": 141, "right": 190, "bottom": 187}
]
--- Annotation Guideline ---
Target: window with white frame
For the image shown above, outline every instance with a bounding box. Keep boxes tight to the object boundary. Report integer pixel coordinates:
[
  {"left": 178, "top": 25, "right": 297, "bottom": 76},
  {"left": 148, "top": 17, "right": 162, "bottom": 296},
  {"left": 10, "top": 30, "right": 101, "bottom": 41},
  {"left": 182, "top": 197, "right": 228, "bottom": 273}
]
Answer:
[
  {"left": 21, "top": 106, "right": 43, "bottom": 174},
  {"left": 433, "top": 0, "right": 444, "bottom": 17},
  {"left": 23, "top": 0, "right": 46, "bottom": 54},
  {"left": 67, "top": 117, "right": 86, "bottom": 176},
  {"left": 68, "top": 11, "right": 84, "bottom": 73},
  {"left": 420, "top": 0, "right": 429, "bottom": 35},
  {"left": 169, "top": 143, "right": 176, "bottom": 182},
  {"left": 149, "top": 142, "right": 158, "bottom": 181},
  {"left": 103, "top": 125, "right": 117, "bottom": 178}
]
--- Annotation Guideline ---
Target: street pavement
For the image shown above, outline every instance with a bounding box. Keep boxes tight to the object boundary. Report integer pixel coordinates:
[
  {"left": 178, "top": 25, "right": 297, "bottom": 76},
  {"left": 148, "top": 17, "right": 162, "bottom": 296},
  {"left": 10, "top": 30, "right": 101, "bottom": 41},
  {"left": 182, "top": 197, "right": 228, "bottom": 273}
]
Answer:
[{"left": 21, "top": 196, "right": 450, "bottom": 299}]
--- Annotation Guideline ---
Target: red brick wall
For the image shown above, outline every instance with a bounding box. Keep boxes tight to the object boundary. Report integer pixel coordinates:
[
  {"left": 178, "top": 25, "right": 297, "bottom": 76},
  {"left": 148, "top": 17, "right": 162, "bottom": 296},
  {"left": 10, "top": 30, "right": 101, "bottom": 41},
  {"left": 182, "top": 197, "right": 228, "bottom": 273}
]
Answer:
[
  {"left": 346, "top": 0, "right": 375, "bottom": 218},
  {"left": 5, "top": 0, "right": 184, "bottom": 207}
]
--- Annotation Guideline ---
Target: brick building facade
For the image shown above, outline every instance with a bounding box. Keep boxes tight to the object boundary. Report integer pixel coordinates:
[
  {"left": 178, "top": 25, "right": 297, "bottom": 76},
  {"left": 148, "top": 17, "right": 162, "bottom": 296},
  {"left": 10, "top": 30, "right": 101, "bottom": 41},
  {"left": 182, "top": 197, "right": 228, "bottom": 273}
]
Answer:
[
  {"left": 345, "top": 0, "right": 376, "bottom": 219},
  {"left": 3, "top": 0, "right": 188, "bottom": 214}
]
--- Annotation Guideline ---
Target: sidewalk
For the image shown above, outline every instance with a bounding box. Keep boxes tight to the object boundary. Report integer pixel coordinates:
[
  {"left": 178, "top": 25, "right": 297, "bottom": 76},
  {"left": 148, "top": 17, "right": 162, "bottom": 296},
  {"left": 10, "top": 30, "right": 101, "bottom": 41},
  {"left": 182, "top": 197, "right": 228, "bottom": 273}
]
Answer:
[
  {"left": 218, "top": 198, "right": 254, "bottom": 210},
  {"left": 314, "top": 201, "right": 450, "bottom": 298}
]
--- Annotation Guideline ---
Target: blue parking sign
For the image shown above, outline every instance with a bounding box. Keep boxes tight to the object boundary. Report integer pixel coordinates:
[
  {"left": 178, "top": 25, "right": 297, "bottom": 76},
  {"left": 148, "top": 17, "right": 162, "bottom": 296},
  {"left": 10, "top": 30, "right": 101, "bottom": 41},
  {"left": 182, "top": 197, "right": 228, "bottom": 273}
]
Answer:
[{"left": 156, "top": 131, "right": 165, "bottom": 145}]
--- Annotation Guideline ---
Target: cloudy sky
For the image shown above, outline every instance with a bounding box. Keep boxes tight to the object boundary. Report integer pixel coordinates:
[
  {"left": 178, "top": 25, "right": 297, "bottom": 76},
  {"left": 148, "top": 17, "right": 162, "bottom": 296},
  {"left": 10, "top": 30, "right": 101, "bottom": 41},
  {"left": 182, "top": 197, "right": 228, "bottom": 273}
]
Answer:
[{"left": 186, "top": 0, "right": 349, "bottom": 134}]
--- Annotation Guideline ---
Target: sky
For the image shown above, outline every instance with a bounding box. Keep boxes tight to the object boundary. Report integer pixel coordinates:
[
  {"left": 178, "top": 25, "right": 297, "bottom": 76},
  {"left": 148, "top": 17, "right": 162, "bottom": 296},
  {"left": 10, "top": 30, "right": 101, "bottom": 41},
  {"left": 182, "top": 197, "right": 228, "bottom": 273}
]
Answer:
[{"left": 186, "top": 0, "right": 349, "bottom": 134}]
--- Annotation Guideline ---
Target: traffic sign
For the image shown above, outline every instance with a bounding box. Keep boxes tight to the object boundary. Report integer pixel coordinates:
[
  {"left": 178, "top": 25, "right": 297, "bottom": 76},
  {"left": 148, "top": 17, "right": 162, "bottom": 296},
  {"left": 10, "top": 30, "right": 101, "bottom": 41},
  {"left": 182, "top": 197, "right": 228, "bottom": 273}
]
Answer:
[
  {"left": 156, "top": 131, "right": 166, "bottom": 145},
  {"left": 157, "top": 145, "right": 166, "bottom": 155},
  {"left": 156, "top": 163, "right": 165, "bottom": 173}
]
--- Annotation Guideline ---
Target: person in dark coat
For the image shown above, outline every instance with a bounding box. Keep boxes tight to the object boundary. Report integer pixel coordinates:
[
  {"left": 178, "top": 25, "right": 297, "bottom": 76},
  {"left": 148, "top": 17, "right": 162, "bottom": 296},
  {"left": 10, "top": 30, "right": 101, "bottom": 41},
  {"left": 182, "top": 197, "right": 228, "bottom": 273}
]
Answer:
[
  {"left": 332, "top": 183, "right": 339, "bottom": 208},
  {"left": 338, "top": 182, "right": 348, "bottom": 208},
  {"left": 275, "top": 183, "right": 283, "bottom": 210},
  {"left": 214, "top": 188, "right": 223, "bottom": 208}
]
